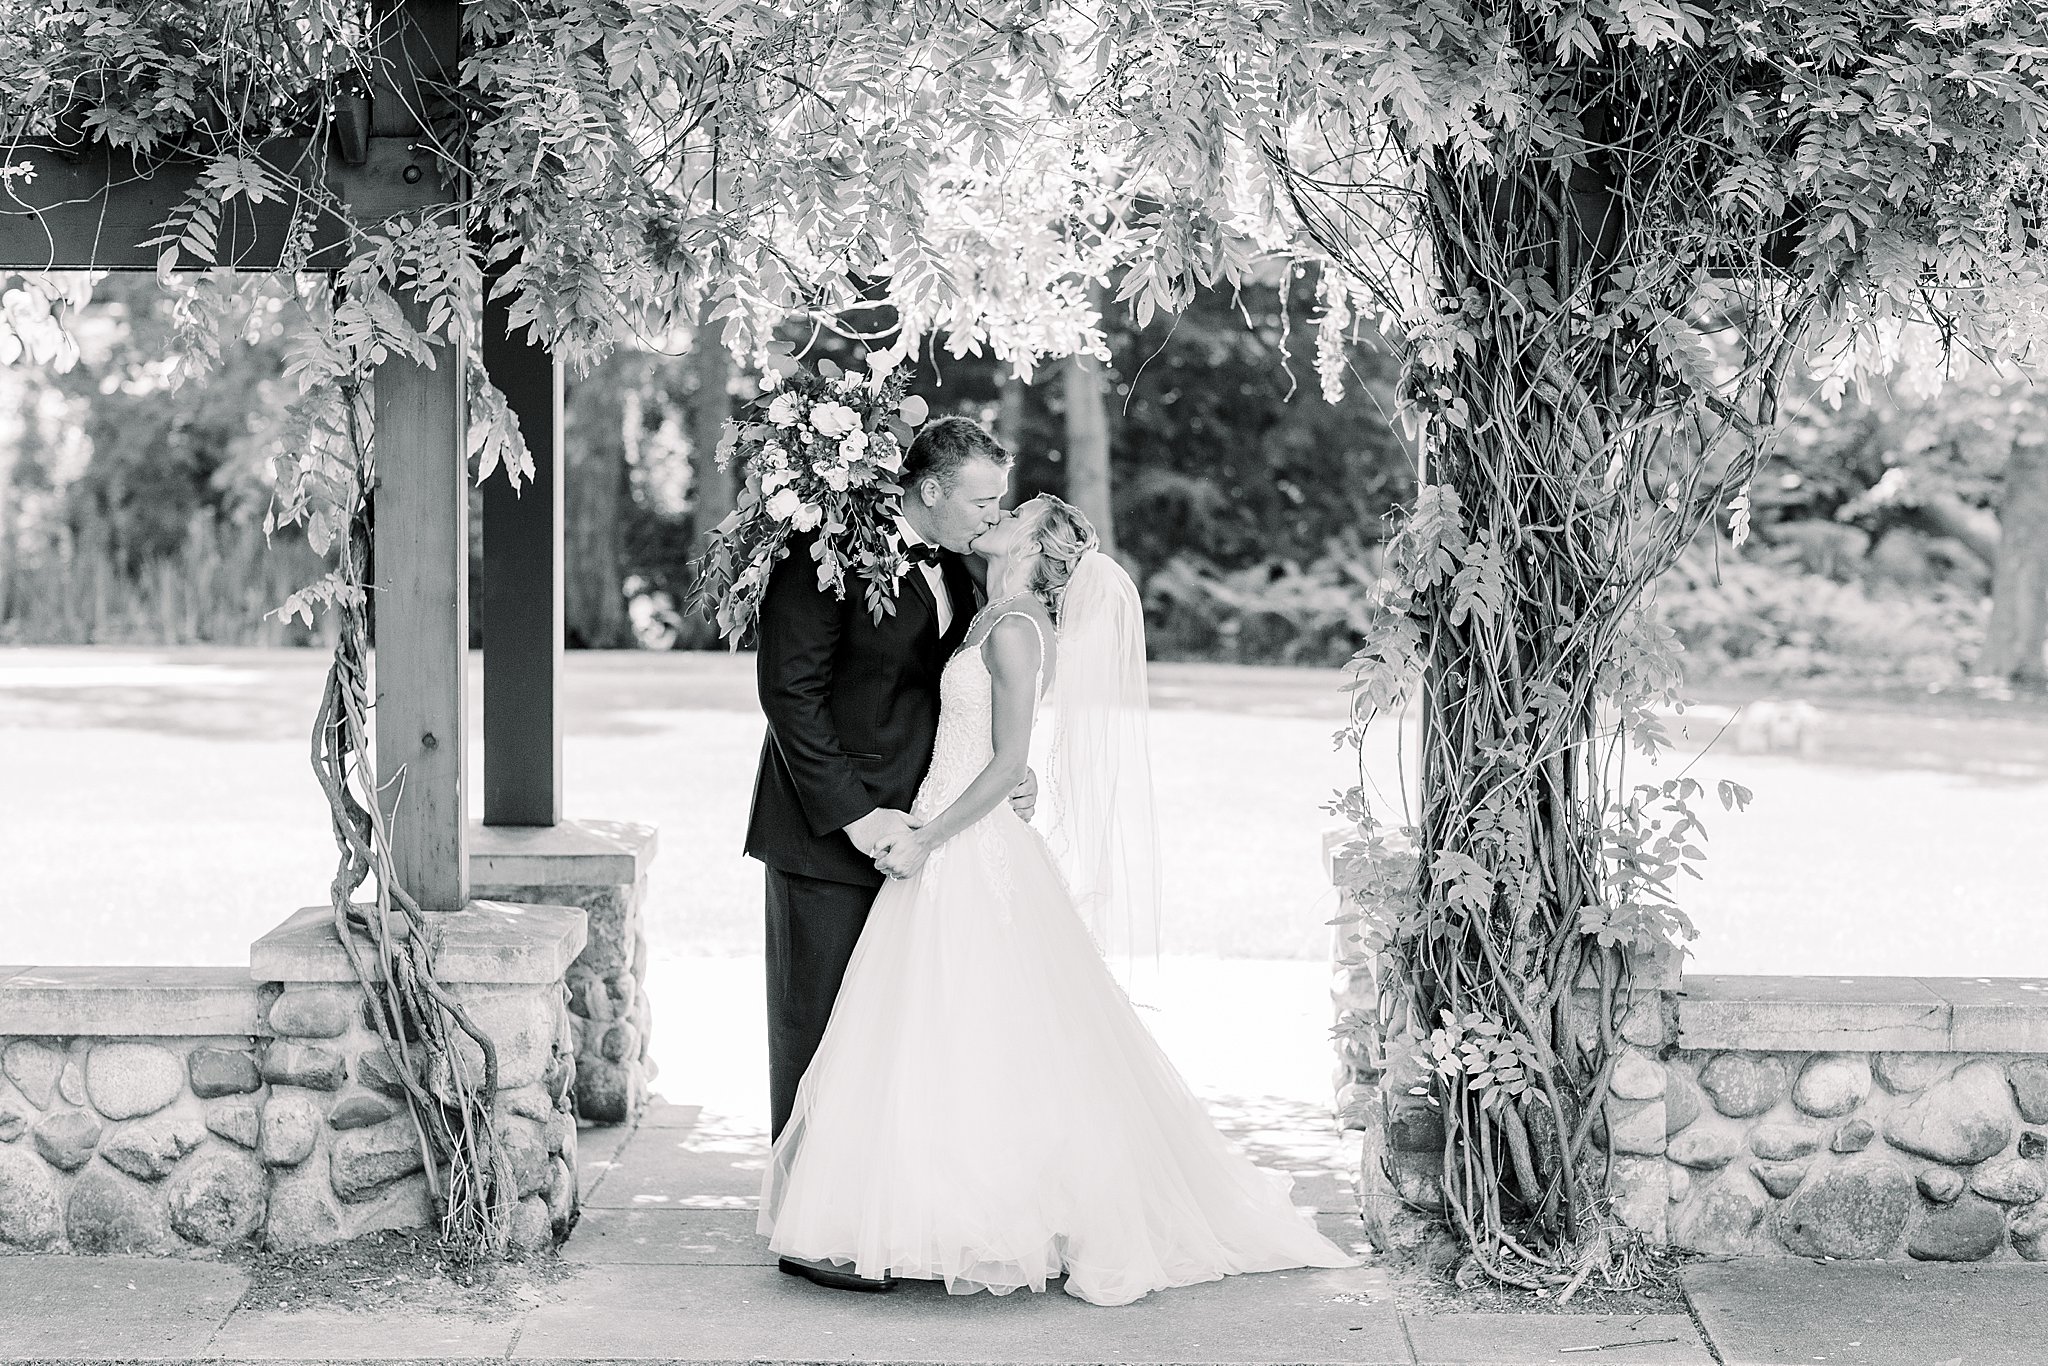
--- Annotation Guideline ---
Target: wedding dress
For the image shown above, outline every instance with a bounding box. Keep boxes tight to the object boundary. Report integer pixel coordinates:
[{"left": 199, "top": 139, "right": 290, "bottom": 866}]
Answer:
[{"left": 758, "top": 595, "right": 1356, "bottom": 1307}]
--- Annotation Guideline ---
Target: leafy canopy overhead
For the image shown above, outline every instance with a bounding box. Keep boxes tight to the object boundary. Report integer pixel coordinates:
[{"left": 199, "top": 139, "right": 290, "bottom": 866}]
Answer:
[{"left": 6, "top": 0, "right": 2042, "bottom": 381}]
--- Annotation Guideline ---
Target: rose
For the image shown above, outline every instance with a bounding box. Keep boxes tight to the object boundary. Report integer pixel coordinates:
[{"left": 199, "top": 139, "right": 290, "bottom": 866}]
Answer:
[
  {"left": 790, "top": 500, "right": 824, "bottom": 532},
  {"left": 820, "top": 462, "right": 851, "bottom": 493},
  {"left": 767, "top": 393, "right": 800, "bottom": 427},
  {"left": 761, "top": 441, "right": 791, "bottom": 469},
  {"left": 810, "top": 401, "right": 859, "bottom": 439},
  {"left": 838, "top": 427, "right": 868, "bottom": 459},
  {"left": 765, "top": 488, "right": 802, "bottom": 522}
]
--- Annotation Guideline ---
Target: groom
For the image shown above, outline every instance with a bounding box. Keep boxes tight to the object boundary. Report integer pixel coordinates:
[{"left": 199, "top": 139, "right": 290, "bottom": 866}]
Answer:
[{"left": 746, "top": 415, "right": 1031, "bottom": 1290}]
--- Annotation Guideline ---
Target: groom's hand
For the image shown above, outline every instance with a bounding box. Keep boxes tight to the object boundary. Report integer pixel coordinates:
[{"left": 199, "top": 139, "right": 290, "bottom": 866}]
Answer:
[
  {"left": 844, "top": 808, "right": 916, "bottom": 859},
  {"left": 1007, "top": 767, "right": 1038, "bottom": 822},
  {"left": 875, "top": 833, "right": 932, "bottom": 880}
]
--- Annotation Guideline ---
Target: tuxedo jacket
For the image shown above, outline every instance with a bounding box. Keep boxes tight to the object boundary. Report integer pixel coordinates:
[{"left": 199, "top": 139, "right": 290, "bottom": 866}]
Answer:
[{"left": 745, "top": 531, "right": 982, "bottom": 888}]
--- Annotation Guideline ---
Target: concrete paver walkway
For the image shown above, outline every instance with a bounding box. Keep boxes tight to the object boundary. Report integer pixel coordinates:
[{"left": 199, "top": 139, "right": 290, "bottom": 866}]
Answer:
[
  {"left": 0, "top": 1097, "right": 1723, "bottom": 1365},
  {"left": 1680, "top": 1258, "right": 2048, "bottom": 1365},
  {"left": 12, "top": 1097, "right": 2048, "bottom": 1363}
]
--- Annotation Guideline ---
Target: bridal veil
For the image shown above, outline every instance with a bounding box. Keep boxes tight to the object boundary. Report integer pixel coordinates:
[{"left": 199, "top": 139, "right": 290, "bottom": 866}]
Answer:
[{"left": 1042, "top": 549, "right": 1161, "bottom": 979}]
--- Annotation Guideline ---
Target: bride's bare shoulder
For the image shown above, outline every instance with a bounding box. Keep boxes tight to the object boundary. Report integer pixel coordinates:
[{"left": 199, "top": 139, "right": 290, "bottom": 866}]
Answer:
[{"left": 983, "top": 603, "right": 1053, "bottom": 669}]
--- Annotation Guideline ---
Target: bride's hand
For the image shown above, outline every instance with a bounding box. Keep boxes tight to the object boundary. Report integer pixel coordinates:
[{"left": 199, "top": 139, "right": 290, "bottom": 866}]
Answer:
[{"left": 875, "top": 829, "right": 934, "bottom": 880}]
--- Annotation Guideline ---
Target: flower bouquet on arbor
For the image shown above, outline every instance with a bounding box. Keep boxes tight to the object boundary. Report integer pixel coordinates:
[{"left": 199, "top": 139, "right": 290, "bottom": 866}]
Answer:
[{"left": 691, "top": 349, "right": 934, "bottom": 648}]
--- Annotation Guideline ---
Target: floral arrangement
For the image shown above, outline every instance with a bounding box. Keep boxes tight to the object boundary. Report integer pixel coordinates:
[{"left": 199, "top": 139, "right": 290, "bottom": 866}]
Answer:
[{"left": 692, "top": 349, "right": 934, "bottom": 647}]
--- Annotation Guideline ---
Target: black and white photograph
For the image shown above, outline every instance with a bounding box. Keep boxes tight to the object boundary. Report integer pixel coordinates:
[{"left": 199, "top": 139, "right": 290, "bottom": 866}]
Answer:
[{"left": 2, "top": 2, "right": 2047, "bottom": 1363}]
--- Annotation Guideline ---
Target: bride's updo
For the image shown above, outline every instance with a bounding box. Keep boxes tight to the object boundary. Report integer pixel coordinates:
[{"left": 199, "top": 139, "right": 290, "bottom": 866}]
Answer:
[{"left": 1029, "top": 494, "right": 1099, "bottom": 624}]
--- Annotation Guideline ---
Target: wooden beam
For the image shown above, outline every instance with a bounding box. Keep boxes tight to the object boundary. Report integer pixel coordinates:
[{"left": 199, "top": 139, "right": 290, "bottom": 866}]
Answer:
[
  {"left": 373, "top": 292, "right": 470, "bottom": 911},
  {"left": 372, "top": 0, "right": 461, "bottom": 138},
  {"left": 0, "top": 138, "right": 451, "bottom": 272},
  {"left": 481, "top": 286, "right": 566, "bottom": 827}
]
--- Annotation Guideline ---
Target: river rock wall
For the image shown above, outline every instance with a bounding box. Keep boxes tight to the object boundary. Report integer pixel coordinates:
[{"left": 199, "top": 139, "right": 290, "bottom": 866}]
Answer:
[
  {"left": 1631, "top": 1049, "right": 2048, "bottom": 1261},
  {"left": 0, "top": 980, "right": 578, "bottom": 1255}
]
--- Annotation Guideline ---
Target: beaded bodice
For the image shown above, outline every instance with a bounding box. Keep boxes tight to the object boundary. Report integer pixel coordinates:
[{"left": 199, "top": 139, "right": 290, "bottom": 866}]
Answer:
[{"left": 911, "top": 608, "right": 1044, "bottom": 824}]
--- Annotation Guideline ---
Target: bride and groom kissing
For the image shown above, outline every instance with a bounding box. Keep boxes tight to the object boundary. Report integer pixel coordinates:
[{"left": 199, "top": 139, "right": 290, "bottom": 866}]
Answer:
[{"left": 744, "top": 415, "right": 1353, "bottom": 1306}]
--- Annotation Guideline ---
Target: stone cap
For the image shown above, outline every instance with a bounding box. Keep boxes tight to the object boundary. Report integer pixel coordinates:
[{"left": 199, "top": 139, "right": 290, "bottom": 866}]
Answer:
[
  {"left": 468, "top": 818, "right": 658, "bottom": 888},
  {"left": 0, "top": 965, "right": 265, "bottom": 1036},
  {"left": 1575, "top": 939, "right": 1684, "bottom": 992},
  {"left": 1680, "top": 974, "right": 2048, "bottom": 1053},
  {"left": 250, "top": 901, "right": 588, "bottom": 986}
]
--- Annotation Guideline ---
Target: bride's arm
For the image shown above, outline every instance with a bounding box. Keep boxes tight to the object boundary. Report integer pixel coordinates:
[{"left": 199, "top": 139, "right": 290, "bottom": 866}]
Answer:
[{"left": 876, "top": 615, "right": 1042, "bottom": 878}]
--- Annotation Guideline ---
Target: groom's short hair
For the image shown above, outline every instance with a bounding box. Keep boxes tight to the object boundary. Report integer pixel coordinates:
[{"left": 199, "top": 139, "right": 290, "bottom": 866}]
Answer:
[{"left": 903, "top": 415, "right": 1011, "bottom": 490}]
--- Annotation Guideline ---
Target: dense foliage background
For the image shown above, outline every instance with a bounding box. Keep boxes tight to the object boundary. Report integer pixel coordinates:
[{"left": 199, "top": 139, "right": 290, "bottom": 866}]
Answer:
[
  {"left": 0, "top": 271, "right": 1421, "bottom": 662},
  {"left": 6, "top": 276, "right": 2040, "bottom": 692}
]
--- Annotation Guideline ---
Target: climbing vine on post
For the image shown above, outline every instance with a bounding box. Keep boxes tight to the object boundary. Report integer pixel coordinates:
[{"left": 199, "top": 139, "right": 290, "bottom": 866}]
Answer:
[{"left": 1281, "top": 1, "right": 2048, "bottom": 1285}]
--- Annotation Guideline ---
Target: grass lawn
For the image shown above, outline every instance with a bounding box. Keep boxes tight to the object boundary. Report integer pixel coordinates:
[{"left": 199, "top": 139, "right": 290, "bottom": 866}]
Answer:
[{"left": 2, "top": 646, "right": 2045, "bottom": 977}]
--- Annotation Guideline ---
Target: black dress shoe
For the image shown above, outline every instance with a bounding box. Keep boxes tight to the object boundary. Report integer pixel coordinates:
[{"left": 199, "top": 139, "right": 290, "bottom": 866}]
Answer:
[{"left": 778, "top": 1256, "right": 898, "bottom": 1292}]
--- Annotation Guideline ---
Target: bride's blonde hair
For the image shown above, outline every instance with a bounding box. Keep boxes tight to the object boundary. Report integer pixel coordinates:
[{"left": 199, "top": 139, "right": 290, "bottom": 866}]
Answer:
[{"left": 1029, "top": 494, "right": 1100, "bottom": 624}]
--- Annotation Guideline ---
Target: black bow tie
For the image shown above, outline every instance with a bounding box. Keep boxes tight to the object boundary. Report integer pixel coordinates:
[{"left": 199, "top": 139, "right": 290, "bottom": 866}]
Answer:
[{"left": 903, "top": 542, "right": 942, "bottom": 567}]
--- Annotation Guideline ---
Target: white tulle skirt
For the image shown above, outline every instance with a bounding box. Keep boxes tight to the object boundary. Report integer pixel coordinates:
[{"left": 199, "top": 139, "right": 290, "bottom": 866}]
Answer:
[{"left": 758, "top": 808, "right": 1356, "bottom": 1307}]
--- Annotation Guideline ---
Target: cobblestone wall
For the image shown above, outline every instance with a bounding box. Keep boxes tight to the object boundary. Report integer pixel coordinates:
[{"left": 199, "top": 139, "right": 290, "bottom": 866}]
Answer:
[
  {"left": 471, "top": 821, "right": 656, "bottom": 1127},
  {"left": 1626, "top": 1048, "right": 2048, "bottom": 1262},
  {"left": 0, "top": 982, "right": 577, "bottom": 1255},
  {"left": 471, "top": 876, "right": 651, "bottom": 1125}
]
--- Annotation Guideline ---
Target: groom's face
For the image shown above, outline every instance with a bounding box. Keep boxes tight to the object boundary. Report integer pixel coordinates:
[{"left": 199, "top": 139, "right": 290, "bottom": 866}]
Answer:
[{"left": 919, "top": 456, "right": 1012, "bottom": 554}]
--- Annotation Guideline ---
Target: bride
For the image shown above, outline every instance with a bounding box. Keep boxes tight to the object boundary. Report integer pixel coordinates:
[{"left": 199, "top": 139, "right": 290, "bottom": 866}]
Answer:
[{"left": 757, "top": 494, "right": 1356, "bottom": 1307}]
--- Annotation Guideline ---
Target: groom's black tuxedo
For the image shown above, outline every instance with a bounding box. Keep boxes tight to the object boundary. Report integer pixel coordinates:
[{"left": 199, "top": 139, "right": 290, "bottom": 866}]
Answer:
[
  {"left": 747, "top": 529, "right": 981, "bottom": 1137},
  {"left": 746, "top": 530, "right": 981, "bottom": 885}
]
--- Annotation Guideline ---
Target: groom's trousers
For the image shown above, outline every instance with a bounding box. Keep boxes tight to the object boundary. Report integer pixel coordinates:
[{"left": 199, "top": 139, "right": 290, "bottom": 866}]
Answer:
[{"left": 764, "top": 867, "right": 881, "bottom": 1140}]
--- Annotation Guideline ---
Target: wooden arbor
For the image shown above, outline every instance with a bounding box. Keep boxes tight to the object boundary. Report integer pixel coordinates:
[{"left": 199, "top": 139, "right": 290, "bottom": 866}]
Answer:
[{"left": 0, "top": 0, "right": 565, "bottom": 910}]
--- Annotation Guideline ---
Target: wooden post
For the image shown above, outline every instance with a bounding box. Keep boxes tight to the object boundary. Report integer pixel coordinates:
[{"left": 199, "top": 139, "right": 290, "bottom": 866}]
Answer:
[
  {"left": 372, "top": 294, "right": 470, "bottom": 910},
  {"left": 365, "top": 0, "right": 468, "bottom": 909},
  {"left": 481, "top": 284, "right": 566, "bottom": 826}
]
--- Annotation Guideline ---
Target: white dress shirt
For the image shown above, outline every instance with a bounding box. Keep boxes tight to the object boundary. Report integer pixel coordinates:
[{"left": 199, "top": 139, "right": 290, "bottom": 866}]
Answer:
[{"left": 895, "top": 516, "right": 951, "bottom": 635}]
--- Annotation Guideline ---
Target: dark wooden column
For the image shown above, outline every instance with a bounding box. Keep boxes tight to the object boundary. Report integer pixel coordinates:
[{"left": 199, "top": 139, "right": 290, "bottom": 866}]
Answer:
[{"left": 481, "top": 286, "right": 566, "bottom": 827}]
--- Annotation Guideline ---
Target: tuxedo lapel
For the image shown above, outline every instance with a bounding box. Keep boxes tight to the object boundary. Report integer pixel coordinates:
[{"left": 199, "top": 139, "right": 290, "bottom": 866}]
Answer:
[{"left": 902, "top": 558, "right": 941, "bottom": 626}]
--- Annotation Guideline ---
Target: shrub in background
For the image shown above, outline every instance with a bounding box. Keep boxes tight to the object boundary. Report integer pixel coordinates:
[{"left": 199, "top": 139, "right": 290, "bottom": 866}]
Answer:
[{"left": 1657, "top": 549, "right": 1981, "bottom": 690}]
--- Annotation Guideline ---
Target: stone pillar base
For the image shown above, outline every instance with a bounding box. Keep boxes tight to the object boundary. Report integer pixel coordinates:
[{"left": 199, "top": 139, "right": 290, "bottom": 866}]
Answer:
[
  {"left": 469, "top": 819, "right": 657, "bottom": 1126},
  {"left": 0, "top": 901, "right": 586, "bottom": 1257},
  {"left": 249, "top": 901, "right": 587, "bottom": 1252}
]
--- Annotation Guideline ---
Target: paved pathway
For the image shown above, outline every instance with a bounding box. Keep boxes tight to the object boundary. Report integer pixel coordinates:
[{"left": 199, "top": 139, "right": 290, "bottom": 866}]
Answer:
[
  {"left": 0, "top": 1098, "right": 1715, "bottom": 1365},
  {"left": 1679, "top": 1258, "right": 2048, "bottom": 1365},
  {"left": 11, "top": 1099, "right": 2048, "bottom": 1362},
  {"left": 18, "top": 1098, "right": 2048, "bottom": 1364}
]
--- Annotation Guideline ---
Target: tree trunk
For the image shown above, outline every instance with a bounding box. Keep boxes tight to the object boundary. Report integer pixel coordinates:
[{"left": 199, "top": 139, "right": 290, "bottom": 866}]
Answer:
[
  {"left": 998, "top": 373, "right": 1028, "bottom": 456},
  {"left": 1980, "top": 440, "right": 2048, "bottom": 688},
  {"left": 1062, "top": 345, "right": 1116, "bottom": 556},
  {"left": 689, "top": 326, "right": 736, "bottom": 558},
  {"left": 562, "top": 354, "right": 635, "bottom": 649},
  {"left": 674, "top": 313, "right": 736, "bottom": 649}
]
